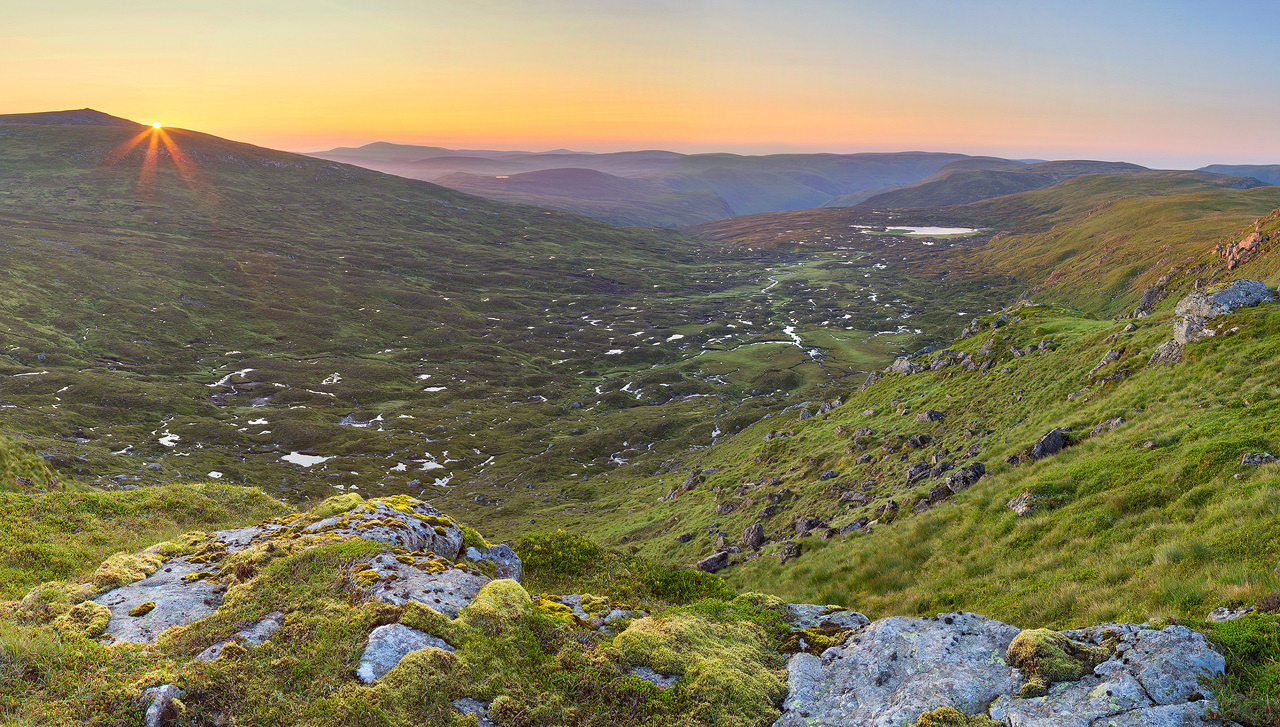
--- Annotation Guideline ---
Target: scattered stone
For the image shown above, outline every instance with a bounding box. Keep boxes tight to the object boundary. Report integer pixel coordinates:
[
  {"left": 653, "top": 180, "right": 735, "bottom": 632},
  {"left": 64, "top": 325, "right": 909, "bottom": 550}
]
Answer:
[
  {"left": 784, "top": 603, "right": 870, "bottom": 631},
  {"left": 1001, "top": 367, "right": 1013, "bottom": 373},
  {"left": 780, "top": 542, "right": 801, "bottom": 564},
  {"left": 1007, "top": 491, "right": 1038, "bottom": 516},
  {"left": 759, "top": 504, "right": 783, "bottom": 519},
  {"left": 819, "top": 470, "right": 838, "bottom": 480},
  {"left": 1123, "top": 322, "right": 1137, "bottom": 332},
  {"left": 856, "top": 453, "right": 873, "bottom": 465},
  {"left": 795, "top": 517, "right": 824, "bottom": 536},
  {"left": 887, "top": 358, "right": 918, "bottom": 375},
  {"left": 1143, "top": 440, "right": 1157, "bottom": 449},
  {"left": 696, "top": 551, "right": 729, "bottom": 573},
  {"left": 676, "top": 532, "right": 694, "bottom": 543},
  {"left": 906, "top": 434, "right": 931, "bottom": 448},
  {"left": 916, "top": 410, "right": 944, "bottom": 423},
  {"left": 1241, "top": 452, "right": 1278, "bottom": 465},
  {"left": 1090, "top": 417, "right": 1126, "bottom": 437},
  {"left": 944, "top": 462, "right": 985, "bottom": 494},
  {"left": 630, "top": 665, "right": 679, "bottom": 689},
  {"left": 356, "top": 623, "right": 455, "bottom": 683},
  {"left": 452, "top": 698, "right": 498, "bottom": 727},
  {"left": 1088, "top": 349, "right": 1123, "bottom": 378},
  {"left": 840, "top": 490, "right": 871, "bottom": 504},
  {"left": 1148, "top": 340, "right": 1184, "bottom": 366},
  {"left": 141, "top": 684, "right": 185, "bottom": 727},
  {"left": 862, "top": 409, "right": 876, "bottom": 417},
  {"left": 1030, "top": 428, "right": 1069, "bottom": 460},
  {"left": 197, "top": 611, "right": 286, "bottom": 661},
  {"left": 742, "top": 523, "right": 765, "bottom": 549},
  {"left": 1207, "top": 606, "right": 1255, "bottom": 623},
  {"left": 1067, "top": 387, "right": 1090, "bottom": 400}
]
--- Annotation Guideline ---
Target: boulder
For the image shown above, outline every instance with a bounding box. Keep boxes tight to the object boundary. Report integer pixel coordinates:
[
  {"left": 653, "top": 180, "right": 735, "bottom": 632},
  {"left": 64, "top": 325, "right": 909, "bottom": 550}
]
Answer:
[
  {"left": 1148, "top": 340, "right": 1184, "bottom": 366},
  {"left": 696, "top": 551, "right": 730, "bottom": 573},
  {"left": 1030, "top": 429, "right": 1069, "bottom": 461},
  {"left": 887, "top": 358, "right": 918, "bottom": 375},
  {"left": 302, "top": 498, "right": 466, "bottom": 560},
  {"left": 916, "top": 410, "right": 944, "bottom": 423},
  {"left": 742, "top": 523, "right": 765, "bottom": 550},
  {"left": 1088, "top": 349, "right": 1123, "bottom": 378},
  {"left": 819, "top": 470, "right": 839, "bottom": 480},
  {"left": 944, "top": 463, "right": 985, "bottom": 494},
  {"left": 715, "top": 501, "right": 738, "bottom": 515},
  {"left": 142, "top": 684, "right": 185, "bottom": 727},
  {"left": 356, "top": 623, "right": 455, "bottom": 683},
  {"left": 464, "top": 543, "right": 523, "bottom": 582},
  {"left": 1172, "top": 280, "right": 1275, "bottom": 344},
  {"left": 906, "top": 434, "right": 931, "bottom": 449}
]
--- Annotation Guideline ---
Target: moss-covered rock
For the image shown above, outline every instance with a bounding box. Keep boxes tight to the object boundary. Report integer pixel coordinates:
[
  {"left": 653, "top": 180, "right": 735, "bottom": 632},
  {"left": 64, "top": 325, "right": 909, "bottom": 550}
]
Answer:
[
  {"left": 456, "top": 579, "right": 533, "bottom": 635},
  {"left": 1006, "top": 628, "right": 1112, "bottom": 698},
  {"left": 308, "top": 493, "right": 365, "bottom": 520}
]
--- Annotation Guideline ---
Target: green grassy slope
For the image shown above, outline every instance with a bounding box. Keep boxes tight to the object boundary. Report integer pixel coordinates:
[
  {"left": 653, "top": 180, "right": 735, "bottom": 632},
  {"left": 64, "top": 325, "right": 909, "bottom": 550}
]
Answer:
[{"left": 853, "top": 160, "right": 1152, "bottom": 209}]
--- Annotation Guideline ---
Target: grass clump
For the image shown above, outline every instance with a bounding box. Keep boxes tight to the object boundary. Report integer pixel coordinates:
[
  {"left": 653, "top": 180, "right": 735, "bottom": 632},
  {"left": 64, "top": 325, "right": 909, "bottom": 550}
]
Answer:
[
  {"left": 910, "top": 706, "right": 1002, "bottom": 726},
  {"left": 91, "top": 551, "right": 163, "bottom": 591},
  {"left": 308, "top": 493, "right": 365, "bottom": 520},
  {"left": 1203, "top": 611, "right": 1280, "bottom": 726},
  {"left": 1005, "top": 628, "right": 1112, "bottom": 698}
]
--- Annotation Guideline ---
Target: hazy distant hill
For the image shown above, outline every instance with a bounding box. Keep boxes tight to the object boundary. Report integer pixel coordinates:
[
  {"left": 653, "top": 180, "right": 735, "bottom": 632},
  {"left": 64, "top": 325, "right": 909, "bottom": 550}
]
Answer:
[
  {"left": 851, "top": 159, "right": 1153, "bottom": 208},
  {"left": 309, "top": 144, "right": 994, "bottom": 225},
  {"left": 1199, "top": 163, "right": 1280, "bottom": 185},
  {"left": 436, "top": 167, "right": 734, "bottom": 227},
  {"left": 0, "top": 107, "right": 141, "bottom": 127}
]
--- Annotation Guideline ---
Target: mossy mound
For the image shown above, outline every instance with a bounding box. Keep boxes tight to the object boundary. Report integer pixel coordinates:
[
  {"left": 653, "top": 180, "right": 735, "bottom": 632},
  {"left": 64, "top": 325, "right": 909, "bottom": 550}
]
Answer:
[
  {"left": 1006, "top": 628, "right": 1112, "bottom": 698},
  {"left": 910, "top": 706, "right": 1003, "bottom": 726},
  {"left": 51, "top": 601, "right": 110, "bottom": 638}
]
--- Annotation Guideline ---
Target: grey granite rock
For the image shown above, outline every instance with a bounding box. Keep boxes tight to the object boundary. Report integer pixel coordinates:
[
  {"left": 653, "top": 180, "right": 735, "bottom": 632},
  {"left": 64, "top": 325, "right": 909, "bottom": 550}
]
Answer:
[
  {"left": 630, "top": 665, "right": 679, "bottom": 689},
  {"left": 362, "top": 552, "right": 491, "bottom": 617},
  {"left": 142, "top": 684, "right": 185, "bottom": 727},
  {"left": 1172, "top": 280, "right": 1275, "bottom": 344},
  {"left": 356, "top": 623, "right": 455, "bottom": 683},
  {"left": 772, "top": 612, "right": 1022, "bottom": 727},
  {"left": 95, "top": 557, "right": 222, "bottom": 645},
  {"left": 196, "top": 611, "right": 286, "bottom": 661},
  {"left": 465, "top": 543, "right": 523, "bottom": 582},
  {"left": 784, "top": 603, "right": 870, "bottom": 631},
  {"left": 453, "top": 698, "right": 498, "bottom": 726}
]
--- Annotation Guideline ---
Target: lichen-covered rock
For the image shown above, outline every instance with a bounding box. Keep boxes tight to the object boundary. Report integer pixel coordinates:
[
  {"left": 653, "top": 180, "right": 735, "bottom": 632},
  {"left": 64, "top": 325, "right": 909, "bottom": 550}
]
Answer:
[
  {"left": 304, "top": 496, "right": 465, "bottom": 560},
  {"left": 356, "top": 623, "right": 455, "bottom": 683},
  {"left": 989, "top": 624, "right": 1229, "bottom": 727},
  {"left": 1007, "top": 492, "right": 1039, "bottom": 517},
  {"left": 784, "top": 603, "right": 870, "bottom": 631},
  {"left": 361, "top": 551, "right": 491, "bottom": 617},
  {"left": 772, "top": 612, "right": 1022, "bottom": 727},
  {"left": 696, "top": 551, "right": 730, "bottom": 573},
  {"left": 464, "top": 543, "right": 523, "bottom": 582}
]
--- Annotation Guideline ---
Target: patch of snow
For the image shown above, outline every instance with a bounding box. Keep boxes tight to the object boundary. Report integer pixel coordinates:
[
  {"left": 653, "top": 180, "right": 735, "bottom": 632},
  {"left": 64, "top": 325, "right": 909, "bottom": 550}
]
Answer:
[{"left": 282, "top": 452, "right": 332, "bottom": 467}]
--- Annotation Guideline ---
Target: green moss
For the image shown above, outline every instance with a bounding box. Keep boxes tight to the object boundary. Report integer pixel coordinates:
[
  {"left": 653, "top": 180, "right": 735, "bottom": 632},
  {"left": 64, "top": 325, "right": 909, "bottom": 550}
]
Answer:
[
  {"left": 18, "top": 581, "right": 94, "bottom": 621},
  {"left": 128, "top": 601, "right": 155, "bottom": 617},
  {"left": 1006, "top": 628, "right": 1112, "bottom": 698},
  {"left": 458, "top": 523, "right": 491, "bottom": 551},
  {"left": 399, "top": 601, "right": 461, "bottom": 645},
  {"left": 308, "top": 493, "right": 365, "bottom": 520},
  {"left": 910, "top": 706, "right": 1003, "bottom": 726},
  {"left": 614, "top": 608, "right": 787, "bottom": 726},
  {"left": 52, "top": 601, "right": 110, "bottom": 639},
  {"left": 91, "top": 552, "right": 163, "bottom": 591},
  {"left": 434, "top": 526, "right": 448, "bottom": 536},
  {"left": 457, "top": 579, "right": 533, "bottom": 635},
  {"left": 373, "top": 646, "right": 461, "bottom": 716}
]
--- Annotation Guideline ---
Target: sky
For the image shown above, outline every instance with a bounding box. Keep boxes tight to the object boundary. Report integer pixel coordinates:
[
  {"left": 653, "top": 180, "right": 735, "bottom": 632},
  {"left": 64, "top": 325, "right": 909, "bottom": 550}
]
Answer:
[{"left": 3, "top": 0, "right": 1279, "bottom": 168}]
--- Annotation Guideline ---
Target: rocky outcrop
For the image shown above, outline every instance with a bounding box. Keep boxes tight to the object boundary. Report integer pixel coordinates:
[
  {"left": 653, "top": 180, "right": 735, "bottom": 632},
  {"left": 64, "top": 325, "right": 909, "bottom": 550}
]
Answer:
[
  {"left": 697, "top": 551, "right": 730, "bottom": 573},
  {"left": 773, "top": 614, "right": 1236, "bottom": 727},
  {"left": 196, "top": 611, "right": 285, "bottom": 660},
  {"left": 1172, "top": 280, "right": 1275, "bottom": 345}
]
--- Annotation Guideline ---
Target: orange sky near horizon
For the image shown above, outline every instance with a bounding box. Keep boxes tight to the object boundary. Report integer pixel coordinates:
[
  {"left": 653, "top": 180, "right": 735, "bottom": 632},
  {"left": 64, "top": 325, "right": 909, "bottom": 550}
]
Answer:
[{"left": 4, "top": 1, "right": 1279, "bottom": 167}]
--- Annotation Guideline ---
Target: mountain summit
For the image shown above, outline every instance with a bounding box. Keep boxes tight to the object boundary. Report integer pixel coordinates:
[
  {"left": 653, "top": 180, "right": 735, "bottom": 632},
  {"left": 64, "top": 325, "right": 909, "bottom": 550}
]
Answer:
[{"left": 0, "top": 107, "right": 142, "bottom": 127}]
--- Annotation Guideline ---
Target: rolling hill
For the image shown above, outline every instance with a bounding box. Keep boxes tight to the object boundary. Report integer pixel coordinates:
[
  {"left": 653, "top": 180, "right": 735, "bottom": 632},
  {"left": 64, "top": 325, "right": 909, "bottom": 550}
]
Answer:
[
  {"left": 1201, "top": 163, "right": 1280, "bottom": 185},
  {"left": 309, "top": 144, "right": 1006, "bottom": 225}
]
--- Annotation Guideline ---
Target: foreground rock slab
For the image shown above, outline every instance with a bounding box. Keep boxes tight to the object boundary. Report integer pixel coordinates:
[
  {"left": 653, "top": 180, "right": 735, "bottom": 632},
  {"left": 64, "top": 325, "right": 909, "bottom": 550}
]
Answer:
[
  {"left": 96, "top": 557, "right": 222, "bottom": 645},
  {"left": 774, "top": 612, "right": 1022, "bottom": 727},
  {"left": 772, "top": 615, "right": 1237, "bottom": 727}
]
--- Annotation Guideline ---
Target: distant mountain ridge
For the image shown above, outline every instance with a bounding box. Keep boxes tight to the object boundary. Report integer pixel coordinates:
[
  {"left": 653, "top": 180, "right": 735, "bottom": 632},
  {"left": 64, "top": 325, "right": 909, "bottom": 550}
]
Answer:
[
  {"left": 1199, "top": 164, "right": 1280, "bottom": 185},
  {"left": 849, "top": 159, "right": 1152, "bottom": 208}
]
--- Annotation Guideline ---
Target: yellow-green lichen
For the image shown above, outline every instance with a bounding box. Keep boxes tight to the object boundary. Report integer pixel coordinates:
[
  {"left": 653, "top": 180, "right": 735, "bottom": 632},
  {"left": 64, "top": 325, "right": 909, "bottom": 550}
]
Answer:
[
  {"left": 1006, "top": 628, "right": 1112, "bottom": 698},
  {"left": 371, "top": 495, "right": 425, "bottom": 516},
  {"left": 52, "top": 601, "right": 111, "bottom": 639},
  {"left": 355, "top": 569, "right": 383, "bottom": 587},
  {"left": 433, "top": 526, "right": 448, "bottom": 536},
  {"left": 182, "top": 571, "right": 214, "bottom": 583}
]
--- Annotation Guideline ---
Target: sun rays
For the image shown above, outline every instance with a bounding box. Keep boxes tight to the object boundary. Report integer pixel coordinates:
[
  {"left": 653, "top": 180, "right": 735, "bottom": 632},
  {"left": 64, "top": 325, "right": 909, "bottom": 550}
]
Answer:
[{"left": 105, "top": 123, "right": 218, "bottom": 207}]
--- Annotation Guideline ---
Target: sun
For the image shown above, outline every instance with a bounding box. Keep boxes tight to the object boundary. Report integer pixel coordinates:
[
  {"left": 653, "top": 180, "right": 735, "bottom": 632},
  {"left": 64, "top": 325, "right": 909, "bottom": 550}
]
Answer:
[{"left": 151, "top": 121, "right": 162, "bottom": 129}]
